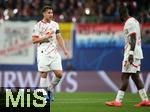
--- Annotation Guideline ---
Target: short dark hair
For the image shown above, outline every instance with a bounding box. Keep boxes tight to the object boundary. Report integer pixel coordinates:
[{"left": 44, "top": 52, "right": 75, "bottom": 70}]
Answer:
[
  {"left": 119, "top": 5, "right": 128, "bottom": 15},
  {"left": 42, "top": 6, "right": 53, "bottom": 13}
]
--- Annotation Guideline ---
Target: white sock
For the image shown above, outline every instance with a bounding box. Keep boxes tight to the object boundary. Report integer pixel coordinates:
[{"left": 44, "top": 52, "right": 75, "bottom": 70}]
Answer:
[
  {"left": 115, "top": 90, "right": 125, "bottom": 102},
  {"left": 139, "top": 89, "right": 149, "bottom": 101},
  {"left": 39, "top": 78, "right": 48, "bottom": 89},
  {"left": 48, "top": 76, "right": 61, "bottom": 92}
]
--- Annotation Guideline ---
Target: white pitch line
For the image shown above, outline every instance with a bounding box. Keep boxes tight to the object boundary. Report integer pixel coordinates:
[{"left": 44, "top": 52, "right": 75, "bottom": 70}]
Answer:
[
  {"left": 0, "top": 98, "right": 142, "bottom": 104},
  {"left": 51, "top": 101, "right": 100, "bottom": 104},
  {"left": 52, "top": 99, "right": 139, "bottom": 103}
]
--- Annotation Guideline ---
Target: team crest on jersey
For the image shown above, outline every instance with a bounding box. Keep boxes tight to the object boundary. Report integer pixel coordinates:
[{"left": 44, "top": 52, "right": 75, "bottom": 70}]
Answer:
[{"left": 46, "top": 28, "right": 54, "bottom": 34}]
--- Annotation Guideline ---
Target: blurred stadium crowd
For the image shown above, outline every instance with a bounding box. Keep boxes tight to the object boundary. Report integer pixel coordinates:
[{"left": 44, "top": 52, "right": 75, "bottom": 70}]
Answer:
[{"left": 0, "top": 0, "right": 150, "bottom": 23}]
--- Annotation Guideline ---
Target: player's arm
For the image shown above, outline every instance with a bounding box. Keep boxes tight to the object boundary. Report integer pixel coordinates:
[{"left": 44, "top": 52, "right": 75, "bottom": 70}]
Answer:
[
  {"left": 127, "top": 21, "right": 137, "bottom": 64},
  {"left": 32, "top": 35, "right": 50, "bottom": 44},
  {"left": 128, "top": 33, "right": 136, "bottom": 64},
  {"left": 56, "top": 33, "right": 70, "bottom": 58},
  {"left": 32, "top": 24, "right": 52, "bottom": 44},
  {"left": 130, "top": 33, "right": 136, "bottom": 51}
]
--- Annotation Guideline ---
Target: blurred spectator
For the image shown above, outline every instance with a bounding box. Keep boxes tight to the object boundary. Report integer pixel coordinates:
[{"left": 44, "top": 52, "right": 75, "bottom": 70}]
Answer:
[
  {"left": 0, "top": 7, "right": 4, "bottom": 19},
  {"left": 22, "top": 4, "right": 32, "bottom": 19},
  {"left": 0, "top": 0, "right": 149, "bottom": 22}
]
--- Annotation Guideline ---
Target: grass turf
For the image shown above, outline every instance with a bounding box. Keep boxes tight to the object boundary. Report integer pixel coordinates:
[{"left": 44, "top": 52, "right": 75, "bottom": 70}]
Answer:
[{"left": 51, "top": 92, "right": 150, "bottom": 112}]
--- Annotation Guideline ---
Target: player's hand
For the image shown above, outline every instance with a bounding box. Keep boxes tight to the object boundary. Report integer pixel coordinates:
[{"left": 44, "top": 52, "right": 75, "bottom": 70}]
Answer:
[
  {"left": 45, "top": 32, "right": 52, "bottom": 38},
  {"left": 64, "top": 49, "right": 70, "bottom": 58},
  {"left": 128, "top": 54, "right": 133, "bottom": 64}
]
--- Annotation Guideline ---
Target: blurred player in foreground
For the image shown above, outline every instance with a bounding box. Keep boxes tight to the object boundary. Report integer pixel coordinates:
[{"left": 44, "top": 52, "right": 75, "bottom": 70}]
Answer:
[
  {"left": 105, "top": 5, "right": 150, "bottom": 107},
  {"left": 32, "top": 6, "right": 69, "bottom": 102}
]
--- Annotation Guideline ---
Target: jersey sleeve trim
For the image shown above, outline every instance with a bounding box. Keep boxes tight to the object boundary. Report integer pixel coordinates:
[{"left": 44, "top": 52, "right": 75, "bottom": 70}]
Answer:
[
  {"left": 128, "top": 32, "right": 136, "bottom": 37},
  {"left": 132, "top": 63, "right": 140, "bottom": 68},
  {"left": 56, "top": 30, "right": 60, "bottom": 34}
]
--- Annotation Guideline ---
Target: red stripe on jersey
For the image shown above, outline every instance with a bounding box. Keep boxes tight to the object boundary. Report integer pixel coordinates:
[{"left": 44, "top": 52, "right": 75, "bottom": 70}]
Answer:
[
  {"left": 44, "top": 26, "right": 48, "bottom": 32},
  {"left": 32, "top": 36, "right": 39, "bottom": 38},
  {"left": 46, "top": 48, "right": 56, "bottom": 55},
  {"left": 129, "top": 32, "right": 136, "bottom": 36},
  {"left": 132, "top": 63, "right": 140, "bottom": 68},
  {"left": 124, "top": 61, "right": 128, "bottom": 67},
  {"left": 41, "top": 20, "right": 47, "bottom": 24},
  {"left": 39, "top": 22, "right": 41, "bottom": 29},
  {"left": 45, "top": 43, "right": 51, "bottom": 51},
  {"left": 37, "top": 21, "right": 42, "bottom": 29}
]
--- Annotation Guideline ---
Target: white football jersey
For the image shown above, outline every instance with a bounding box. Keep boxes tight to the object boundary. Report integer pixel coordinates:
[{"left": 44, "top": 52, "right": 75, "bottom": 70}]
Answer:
[
  {"left": 32, "top": 20, "right": 60, "bottom": 57},
  {"left": 123, "top": 17, "right": 143, "bottom": 60}
]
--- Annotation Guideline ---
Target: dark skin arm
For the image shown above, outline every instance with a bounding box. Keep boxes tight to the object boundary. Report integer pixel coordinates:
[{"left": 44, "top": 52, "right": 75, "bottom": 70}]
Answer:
[{"left": 128, "top": 33, "right": 136, "bottom": 64}]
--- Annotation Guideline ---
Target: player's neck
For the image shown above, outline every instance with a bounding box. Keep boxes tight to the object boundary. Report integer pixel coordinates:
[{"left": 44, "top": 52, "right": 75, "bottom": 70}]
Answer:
[
  {"left": 42, "top": 18, "right": 52, "bottom": 23},
  {"left": 124, "top": 16, "right": 131, "bottom": 23}
]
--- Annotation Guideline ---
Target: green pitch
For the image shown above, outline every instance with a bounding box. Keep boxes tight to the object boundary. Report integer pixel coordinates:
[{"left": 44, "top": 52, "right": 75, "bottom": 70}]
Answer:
[{"left": 51, "top": 92, "right": 150, "bottom": 112}]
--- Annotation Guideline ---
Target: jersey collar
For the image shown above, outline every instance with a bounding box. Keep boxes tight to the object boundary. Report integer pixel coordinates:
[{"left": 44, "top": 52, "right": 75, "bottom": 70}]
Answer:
[{"left": 41, "top": 19, "right": 52, "bottom": 24}]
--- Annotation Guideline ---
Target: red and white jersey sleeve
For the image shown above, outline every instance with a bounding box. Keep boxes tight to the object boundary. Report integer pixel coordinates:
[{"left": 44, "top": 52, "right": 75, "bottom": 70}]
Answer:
[
  {"left": 123, "top": 17, "right": 143, "bottom": 60},
  {"left": 125, "top": 22, "right": 136, "bottom": 37},
  {"left": 32, "top": 24, "right": 40, "bottom": 37}
]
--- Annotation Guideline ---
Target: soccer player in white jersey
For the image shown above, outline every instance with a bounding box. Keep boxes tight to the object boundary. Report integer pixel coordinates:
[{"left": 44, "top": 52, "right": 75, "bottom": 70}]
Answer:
[
  {"left": 105, "top": 5, "right": 150, "bottom": 107},
  {"left": 32, "top": 6, "right": 69, "bottom": 102}
]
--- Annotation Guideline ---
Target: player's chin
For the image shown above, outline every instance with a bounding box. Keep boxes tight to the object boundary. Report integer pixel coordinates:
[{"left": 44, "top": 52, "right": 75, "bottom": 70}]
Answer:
[{"left": 49, "top": 17, "right": 53, "bottom": 19}]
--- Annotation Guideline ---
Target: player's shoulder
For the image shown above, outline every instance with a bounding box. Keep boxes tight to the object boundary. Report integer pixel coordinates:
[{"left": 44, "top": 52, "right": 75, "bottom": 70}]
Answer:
[
  {"left": 125, "top": 17, "right": 138, "bottom": 26},
  {"left": 127, "top": 17, "right": 138, "bottom": 23},
  {"left": 51, "top": 20, "right": 59, "bottom": 26},
  {"left": 33, "top": 21, "right": 42, "bottom": 28}
]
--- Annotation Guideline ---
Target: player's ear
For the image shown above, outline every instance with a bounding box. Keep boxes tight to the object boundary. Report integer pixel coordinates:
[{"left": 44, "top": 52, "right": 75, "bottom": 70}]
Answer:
[{"left": 42, "top": 11, "right": 45, "bottom": 16}]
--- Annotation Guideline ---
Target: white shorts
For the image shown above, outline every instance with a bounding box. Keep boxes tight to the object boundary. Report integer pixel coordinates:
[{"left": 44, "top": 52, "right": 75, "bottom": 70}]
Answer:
[
  {"left": 122, "top": 59, "right": 141, "bottom": 73},
  {"left": 37, "top": 50, "right": 62, "bottom": 72}
]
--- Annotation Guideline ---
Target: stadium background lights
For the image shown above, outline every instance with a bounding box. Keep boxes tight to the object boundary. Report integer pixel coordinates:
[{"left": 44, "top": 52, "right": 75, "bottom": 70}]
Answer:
[
  {"left": 13, "top": 9, "right": 18, "bottom": 14},
  {"left": 59, "top": 14, "right": 64, "bottom": 20},
  {"left": 72, "top": 17, "right": 76, "bottom": 22},
  {"left": 85, "top": 8, "right": 90, "bottom": 15},
  {"left": 3, "top": 8, "right": 18, "bottom": 20}
]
